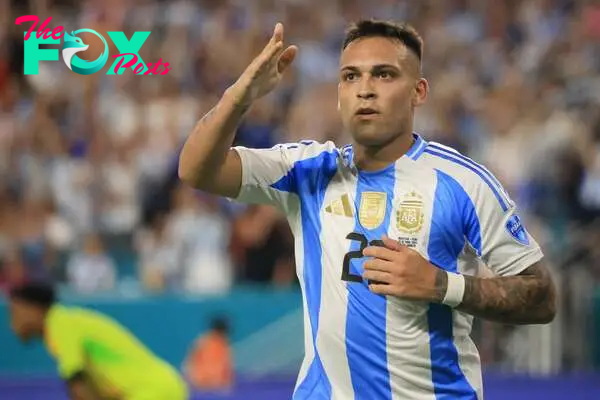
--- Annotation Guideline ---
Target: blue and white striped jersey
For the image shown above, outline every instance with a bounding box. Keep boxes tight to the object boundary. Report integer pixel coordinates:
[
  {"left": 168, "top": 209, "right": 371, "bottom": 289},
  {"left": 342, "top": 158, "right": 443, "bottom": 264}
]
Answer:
[{"left": 233, "top": 134, "right": 543, "bottom": 400}]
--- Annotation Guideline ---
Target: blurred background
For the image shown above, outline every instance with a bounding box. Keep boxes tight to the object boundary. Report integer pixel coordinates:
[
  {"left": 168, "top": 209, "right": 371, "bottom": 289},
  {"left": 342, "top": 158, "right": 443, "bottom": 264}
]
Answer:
[{"left": 1, "top": 0, "right": 600, "bottom": 399}]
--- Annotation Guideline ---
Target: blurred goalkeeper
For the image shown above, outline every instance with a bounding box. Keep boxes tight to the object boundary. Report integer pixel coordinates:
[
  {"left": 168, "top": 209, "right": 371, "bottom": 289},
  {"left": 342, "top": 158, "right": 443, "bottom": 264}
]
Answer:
[{"left": 8, "top": 282, "right": 189, "bottom": 400}]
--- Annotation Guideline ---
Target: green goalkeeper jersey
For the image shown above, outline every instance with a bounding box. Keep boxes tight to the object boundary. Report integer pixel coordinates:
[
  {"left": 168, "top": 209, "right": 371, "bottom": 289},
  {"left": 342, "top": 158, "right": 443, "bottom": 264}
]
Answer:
[{"left": 44, "top": 304, "right": 188, "bottom": 400}]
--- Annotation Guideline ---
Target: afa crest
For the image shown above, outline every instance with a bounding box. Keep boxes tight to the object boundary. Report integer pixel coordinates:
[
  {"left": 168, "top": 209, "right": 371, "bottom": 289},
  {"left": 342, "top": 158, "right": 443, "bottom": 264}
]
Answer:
[
  {"left": 359, "top": 192, "right": 387, "bottom": 229},
  {"left": 396, "top": 191, "right": 425, "bottom": 234}
]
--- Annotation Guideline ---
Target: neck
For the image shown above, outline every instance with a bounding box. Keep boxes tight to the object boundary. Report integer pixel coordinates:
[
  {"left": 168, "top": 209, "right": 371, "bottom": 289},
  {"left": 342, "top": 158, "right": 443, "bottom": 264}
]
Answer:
[{"left": 353, "top": 131, "right": 415, "bottom": 172}]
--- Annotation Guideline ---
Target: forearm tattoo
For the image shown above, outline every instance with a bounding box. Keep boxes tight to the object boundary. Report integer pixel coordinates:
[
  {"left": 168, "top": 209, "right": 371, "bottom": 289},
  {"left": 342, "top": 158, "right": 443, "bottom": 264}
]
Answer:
[{"left": 455, "top": 262, "right": 556, "bottom": 324}]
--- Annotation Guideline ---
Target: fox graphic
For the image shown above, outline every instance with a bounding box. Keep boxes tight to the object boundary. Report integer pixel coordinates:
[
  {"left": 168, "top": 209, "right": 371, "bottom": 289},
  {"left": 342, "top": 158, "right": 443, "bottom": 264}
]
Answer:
[{"left": 61, "top": 30, "right": 108, "bottom": 75}]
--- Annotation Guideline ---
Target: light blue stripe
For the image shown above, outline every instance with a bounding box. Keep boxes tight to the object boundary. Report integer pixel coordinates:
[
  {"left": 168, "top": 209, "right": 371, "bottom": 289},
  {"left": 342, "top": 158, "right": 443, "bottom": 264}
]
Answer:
[
  {"left": 427, "top": 144, "right": 510, "bottom": 206},
  {"left": 345, "top": 163, "right": 395, "bottom": 400},
  {"left": 271, "top": 150, "right": 337, "bottom": 400},
  {"left": 406, "top": 134, "right": 428, "bottom": 160},
  {"left": 434, "top": 169, "right": 482, "bottom": 256},
  {"left": 423, "top": 149, "right": 509, "bottom": 212},
  {"left": 427, "top": 170, "right": 478, "bottom": 400}
]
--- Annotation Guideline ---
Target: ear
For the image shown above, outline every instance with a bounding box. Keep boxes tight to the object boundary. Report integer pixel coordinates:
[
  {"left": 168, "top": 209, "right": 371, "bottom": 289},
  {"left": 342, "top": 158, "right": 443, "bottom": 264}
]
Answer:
[
  {"left": 337, "top": 83, "right": 341, "bottom": 111},
  {"left": 413, "top": 78, "right": 429, "bottom": 107}
]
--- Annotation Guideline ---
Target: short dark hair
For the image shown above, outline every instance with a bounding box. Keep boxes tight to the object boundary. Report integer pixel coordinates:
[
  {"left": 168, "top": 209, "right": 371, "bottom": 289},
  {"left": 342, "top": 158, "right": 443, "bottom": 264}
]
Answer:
[
  {"left": 9, "top": 282, "right": 56, "bottom": 309},
  {"left": 210, "top": 316, "right": 229, "bottom": 335},
  {"left": 342, "top": 19, "right": 423, "bottom": 62}
]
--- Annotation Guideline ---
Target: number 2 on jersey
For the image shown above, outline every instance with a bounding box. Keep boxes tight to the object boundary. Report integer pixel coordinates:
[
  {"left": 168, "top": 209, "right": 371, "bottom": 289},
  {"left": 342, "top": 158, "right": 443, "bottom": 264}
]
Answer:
[{"left": 342, "top": 232, "right": 384, "bottom": 284}]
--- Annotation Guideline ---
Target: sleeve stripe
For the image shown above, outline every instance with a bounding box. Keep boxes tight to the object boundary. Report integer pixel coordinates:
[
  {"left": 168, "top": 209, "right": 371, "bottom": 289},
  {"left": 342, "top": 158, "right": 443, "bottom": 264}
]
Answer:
[
  {"left": 424, "top": 148, "right": 510, "bottom": 212},
  {"left": 427, "top": 143, "right": 511, "bottom": 203}
]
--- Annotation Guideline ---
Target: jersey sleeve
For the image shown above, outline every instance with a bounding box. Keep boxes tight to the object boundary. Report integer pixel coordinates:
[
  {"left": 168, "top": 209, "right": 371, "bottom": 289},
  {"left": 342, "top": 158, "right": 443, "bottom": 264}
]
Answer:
[
  {"left": 465, "top": 178, "right": 544, "bottom": 277},
  {"left": 232, "top": 140, "right": 335, "bottom": 211},
  {"left": 45, "top": 311, "right": 85, "bottom": 380}
]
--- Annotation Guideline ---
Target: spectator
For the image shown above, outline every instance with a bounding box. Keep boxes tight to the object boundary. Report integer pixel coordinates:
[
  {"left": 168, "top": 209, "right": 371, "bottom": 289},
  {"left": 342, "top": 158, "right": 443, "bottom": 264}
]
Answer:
[
  {"left": 0, "top": 246, "right": 27, "bottom": 293},
  {"left": 66, "top": 233, "right": 116, "bottom": 293},
  {"left": 230, "top": 205, "right": 295, "bottom": 285},
  {"left": 183, "top": 316, "right": 233, "bottom": 392},
  {"left": 135, "top": 212, "right": 181, "bottom": 292}
]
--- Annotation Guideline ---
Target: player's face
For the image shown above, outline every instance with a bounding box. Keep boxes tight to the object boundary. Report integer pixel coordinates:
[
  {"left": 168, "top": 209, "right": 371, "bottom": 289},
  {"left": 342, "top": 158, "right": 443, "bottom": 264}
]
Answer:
[
  {"left": 8, "top": 298, "right": 39, "bottom": 343},
  {"left": 338, "top": 37, "right": 428, "bottom": 147}
]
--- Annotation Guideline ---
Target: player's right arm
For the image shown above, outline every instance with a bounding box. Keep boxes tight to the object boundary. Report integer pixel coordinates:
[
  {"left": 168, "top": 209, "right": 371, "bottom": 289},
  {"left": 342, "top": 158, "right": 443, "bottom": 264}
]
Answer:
[{"left": 178, "top": 23, "right": 297, "bottom": 198}]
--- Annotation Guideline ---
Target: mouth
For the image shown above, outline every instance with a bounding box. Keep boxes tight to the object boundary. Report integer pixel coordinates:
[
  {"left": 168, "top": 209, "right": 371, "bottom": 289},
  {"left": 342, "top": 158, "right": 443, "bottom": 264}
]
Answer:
[{"left": 355, "top": 107, "right": 379, "bottom": 118}]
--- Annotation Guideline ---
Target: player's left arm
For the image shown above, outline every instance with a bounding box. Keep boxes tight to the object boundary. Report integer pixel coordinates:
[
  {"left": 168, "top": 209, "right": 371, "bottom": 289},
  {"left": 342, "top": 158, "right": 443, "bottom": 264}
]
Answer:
[
  {"left": 441, "top": 260, "right": 556, "bottom": 324},
  {"left": 363, "top": 174, "right": 556, "bottom": 325},
  {"left": 364, "top": 240, "right": 556, "bottom": 325},
  {"left": 448, "top": 179, "right": 557, "bottom": 324}
]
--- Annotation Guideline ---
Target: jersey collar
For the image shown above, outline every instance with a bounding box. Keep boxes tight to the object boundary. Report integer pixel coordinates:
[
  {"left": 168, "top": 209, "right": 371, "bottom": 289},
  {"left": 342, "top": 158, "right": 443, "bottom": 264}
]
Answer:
[{"left": 343, "top": 133, "right": 428, "bottom": 170}]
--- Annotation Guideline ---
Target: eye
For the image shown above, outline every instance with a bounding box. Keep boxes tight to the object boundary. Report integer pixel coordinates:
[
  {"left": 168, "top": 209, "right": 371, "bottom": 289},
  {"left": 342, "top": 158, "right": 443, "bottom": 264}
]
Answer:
[
  {"left": 376, "top": 71, "right": 393, "bottom": 79},
  {"left": 343, "top": 72, "right": 358, "bottom": 82}
]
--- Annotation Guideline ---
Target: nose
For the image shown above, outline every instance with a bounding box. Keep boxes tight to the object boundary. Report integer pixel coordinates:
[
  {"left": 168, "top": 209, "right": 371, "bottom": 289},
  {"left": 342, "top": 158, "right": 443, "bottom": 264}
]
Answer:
[
  {"left": 357, "top": 90, "right": 376, "bottom": 100},
  {"left": 357, "top": 78, "right": 376, "bottom": 100}
]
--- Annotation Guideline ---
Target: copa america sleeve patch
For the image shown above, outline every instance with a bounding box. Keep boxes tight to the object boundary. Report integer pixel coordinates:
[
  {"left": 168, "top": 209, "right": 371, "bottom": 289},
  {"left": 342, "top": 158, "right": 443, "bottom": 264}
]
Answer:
[{"left": 505, "top": 214, "right": 530, "bottom": 245}]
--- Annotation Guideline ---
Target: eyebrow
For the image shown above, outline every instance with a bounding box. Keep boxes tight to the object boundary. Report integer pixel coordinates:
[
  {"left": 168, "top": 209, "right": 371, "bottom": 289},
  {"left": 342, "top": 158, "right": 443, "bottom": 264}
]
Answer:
[{"left": 340, "top": 64, "right": 400, "bottom": 72}]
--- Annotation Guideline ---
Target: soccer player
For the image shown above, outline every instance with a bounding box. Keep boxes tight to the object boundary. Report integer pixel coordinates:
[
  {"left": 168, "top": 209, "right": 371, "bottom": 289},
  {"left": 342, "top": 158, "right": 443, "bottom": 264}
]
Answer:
[
  {"left": 178, "top": 20, "right": 557, "bottom": 399},
  {"left": 8, "top": 283, "right": 189, "bottom": 400}
]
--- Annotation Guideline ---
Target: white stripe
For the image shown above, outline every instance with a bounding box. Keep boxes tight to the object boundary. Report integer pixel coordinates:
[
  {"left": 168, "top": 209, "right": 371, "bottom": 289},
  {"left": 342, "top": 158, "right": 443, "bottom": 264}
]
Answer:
[
  {"left": 453, "top": 324, "right": 483, "bottom": 399},
  {"left": 290, "top": 198, "right": 315, "bottom": 395},
  {"left": 454, "top": 256, "right": 483, "bottom": 398},
  {"left": 316, "top": 167, "right": 357, "bottom": 399},
  {"left": 386, "top": 159, "right": 437, "bottom": 400}
]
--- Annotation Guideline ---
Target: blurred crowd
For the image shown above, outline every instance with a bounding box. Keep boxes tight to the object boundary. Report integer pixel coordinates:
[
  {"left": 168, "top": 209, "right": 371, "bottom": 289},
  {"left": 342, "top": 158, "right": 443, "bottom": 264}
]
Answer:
[{"left": 0, "top": 0, "right": 599, "bottom": 299}]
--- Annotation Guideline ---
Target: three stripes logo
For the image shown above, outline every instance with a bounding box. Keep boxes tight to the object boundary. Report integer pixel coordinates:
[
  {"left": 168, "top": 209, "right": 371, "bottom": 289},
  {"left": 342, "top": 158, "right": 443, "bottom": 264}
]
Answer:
[{"left": 325, "top": 193, "right": 353, "bottom": 217}]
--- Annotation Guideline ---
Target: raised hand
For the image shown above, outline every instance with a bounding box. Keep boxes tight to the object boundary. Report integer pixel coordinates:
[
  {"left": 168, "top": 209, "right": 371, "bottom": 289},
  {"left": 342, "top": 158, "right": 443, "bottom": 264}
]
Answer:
[{"left": 229, "top": 23, "right": 298, "bottom": 107}]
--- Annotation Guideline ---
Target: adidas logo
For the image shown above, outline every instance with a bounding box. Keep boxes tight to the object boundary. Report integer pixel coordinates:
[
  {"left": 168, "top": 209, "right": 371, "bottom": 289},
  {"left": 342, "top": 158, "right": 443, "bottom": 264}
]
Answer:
[{"left": 325, "top": 194, "right": 353, "bottom": 217}]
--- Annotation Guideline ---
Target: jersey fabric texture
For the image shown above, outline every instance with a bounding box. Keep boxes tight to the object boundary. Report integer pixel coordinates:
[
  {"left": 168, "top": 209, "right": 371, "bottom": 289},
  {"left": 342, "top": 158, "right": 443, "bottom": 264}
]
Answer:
[
  {"left": 232, "top": 134, "right": 544, "bottom": 400},
  {"left": 44, "top": 304, "right": 188, "bottom": 400}
]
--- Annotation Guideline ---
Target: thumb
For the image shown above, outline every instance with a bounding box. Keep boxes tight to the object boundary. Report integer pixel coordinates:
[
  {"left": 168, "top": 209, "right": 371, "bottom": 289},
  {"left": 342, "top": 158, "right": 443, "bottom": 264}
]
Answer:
[
  {"left": 381, "top": 235, "right": 404, "bottom": 252},
  {"left": 277, "top": 45, "right": 298, "bottom": 73}
]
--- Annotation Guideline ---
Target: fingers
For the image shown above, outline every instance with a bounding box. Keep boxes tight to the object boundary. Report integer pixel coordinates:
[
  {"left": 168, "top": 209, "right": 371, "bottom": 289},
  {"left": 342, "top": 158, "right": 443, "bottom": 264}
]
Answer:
[
  {"left": 368, "top": 283, "right": 396, "bottom": 296},
  {"left": 251, "top": 23, "right": 296, "bottom": 76},
  {"left": 363, "top": 258, "right": 394, "bottom": 273},
  {"left": 273, "top": 22, "right": 284, "bottom": 43},
  {"left": 363, "top": 245, "right": 398, "bottom": 261},
  {"left": 381, "top": 235, "right": 404, "bottom": 251},
  {"left": 364, "top": 256, "right": 397, "bottom": 296},
  {"left": 277, "top": 45, "right": 298, "bottom": 73},
  {"left": 363, "top": 270, "right": 392, "bottom": 285},
  {"left": 263, "top": 40, "right": 284, "bottom": 64},
  {"left": 257, "top": 23, "right": 286, "bottom": 66}
]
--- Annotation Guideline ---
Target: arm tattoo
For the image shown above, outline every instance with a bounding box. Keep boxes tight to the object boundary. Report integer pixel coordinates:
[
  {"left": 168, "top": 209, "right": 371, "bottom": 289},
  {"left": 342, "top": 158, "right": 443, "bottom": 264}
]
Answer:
[{"left": 456, "top": 262, "right": 556, "bottom": 324}]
